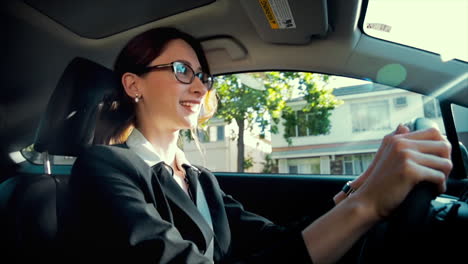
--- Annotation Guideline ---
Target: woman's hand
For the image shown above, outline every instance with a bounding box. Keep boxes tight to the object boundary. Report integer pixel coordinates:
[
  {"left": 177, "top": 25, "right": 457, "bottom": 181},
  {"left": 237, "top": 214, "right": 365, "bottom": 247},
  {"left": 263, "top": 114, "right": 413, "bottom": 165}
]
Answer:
[
  {"left": 334, "top": 124, "right": 410, "bottom": 204},
  {"left": 351, "top": 126, "right": 452, "bottom": 219},
  {"left": 302, "top": 125, "right": 451, "bottom": 264}
]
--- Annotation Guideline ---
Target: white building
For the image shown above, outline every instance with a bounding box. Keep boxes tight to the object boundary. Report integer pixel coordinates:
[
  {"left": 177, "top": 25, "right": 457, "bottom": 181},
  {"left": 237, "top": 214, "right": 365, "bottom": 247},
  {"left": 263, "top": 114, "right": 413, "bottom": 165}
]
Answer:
[
  {"left": 184, "top": 118, "right": 272, "bottom": 172},
  {"left": 271, "top": 83, "right": 445, "bottom": 175},
  {"left": 184, "top": 82, "right": 448, "bottom": 175}
]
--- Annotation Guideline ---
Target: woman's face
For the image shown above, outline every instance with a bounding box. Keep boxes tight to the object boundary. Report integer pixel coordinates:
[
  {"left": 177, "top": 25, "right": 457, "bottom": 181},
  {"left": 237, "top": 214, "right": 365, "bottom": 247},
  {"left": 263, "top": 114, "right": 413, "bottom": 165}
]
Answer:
[{"left": 136, "top": 39, "right": 208, "bottom": 132}]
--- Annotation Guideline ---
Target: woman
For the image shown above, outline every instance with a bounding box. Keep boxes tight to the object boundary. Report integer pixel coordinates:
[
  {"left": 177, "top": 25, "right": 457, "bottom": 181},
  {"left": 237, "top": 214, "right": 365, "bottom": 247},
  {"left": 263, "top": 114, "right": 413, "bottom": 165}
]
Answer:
[{"left": 67, "top": 27, "right": 452, "bottom": 263}]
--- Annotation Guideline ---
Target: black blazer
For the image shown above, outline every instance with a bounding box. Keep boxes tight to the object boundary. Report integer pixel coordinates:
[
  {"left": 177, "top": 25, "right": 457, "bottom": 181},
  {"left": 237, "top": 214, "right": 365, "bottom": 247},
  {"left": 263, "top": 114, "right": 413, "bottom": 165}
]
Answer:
[{"left": 65, "top": 144, "right": 313, "bottom": 263}]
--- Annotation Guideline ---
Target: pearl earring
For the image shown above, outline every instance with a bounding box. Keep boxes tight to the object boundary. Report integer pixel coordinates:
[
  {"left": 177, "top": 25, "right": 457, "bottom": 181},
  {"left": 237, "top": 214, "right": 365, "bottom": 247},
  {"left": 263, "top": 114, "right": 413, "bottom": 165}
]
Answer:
[{"left": 135, "top": 94, "right": 140, "bottom": 103}]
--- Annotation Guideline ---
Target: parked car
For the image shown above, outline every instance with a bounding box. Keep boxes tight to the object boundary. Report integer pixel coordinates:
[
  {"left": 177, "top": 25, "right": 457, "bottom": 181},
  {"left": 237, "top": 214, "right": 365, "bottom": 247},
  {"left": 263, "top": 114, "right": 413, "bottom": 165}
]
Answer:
[{"left": 1, "top": 0, "right": 467, "bottom": 263}]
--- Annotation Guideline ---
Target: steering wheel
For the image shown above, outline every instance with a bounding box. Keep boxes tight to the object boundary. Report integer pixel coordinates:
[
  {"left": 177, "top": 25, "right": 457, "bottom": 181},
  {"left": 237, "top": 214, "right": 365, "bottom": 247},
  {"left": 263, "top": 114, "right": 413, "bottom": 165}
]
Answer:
[{"left": 358, "top": 118, "right": 441, "bottom": 264}]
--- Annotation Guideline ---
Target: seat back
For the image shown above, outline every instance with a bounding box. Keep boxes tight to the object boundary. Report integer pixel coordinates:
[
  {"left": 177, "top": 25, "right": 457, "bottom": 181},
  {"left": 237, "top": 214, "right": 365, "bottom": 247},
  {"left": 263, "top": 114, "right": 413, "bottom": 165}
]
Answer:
[
  {"left": 0, "top": 57, "right": 118, "bottom": 256},
  {"left": 0, "top": 174, "right": 67, "bottom": 246}
]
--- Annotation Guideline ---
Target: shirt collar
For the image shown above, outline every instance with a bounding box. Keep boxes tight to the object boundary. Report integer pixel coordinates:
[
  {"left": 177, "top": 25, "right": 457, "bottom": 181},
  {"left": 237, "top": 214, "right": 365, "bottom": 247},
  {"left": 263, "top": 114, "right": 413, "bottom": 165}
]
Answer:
[{"left": 126, "top": 128, "right": 191, "bottom": 169}]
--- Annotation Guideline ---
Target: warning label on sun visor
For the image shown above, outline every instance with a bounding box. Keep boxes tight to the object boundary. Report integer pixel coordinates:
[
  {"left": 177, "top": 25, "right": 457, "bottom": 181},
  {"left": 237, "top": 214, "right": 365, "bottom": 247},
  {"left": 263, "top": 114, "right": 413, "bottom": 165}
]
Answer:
[{"left": 258, "top": 0, "right": 296, "bottom": 29}]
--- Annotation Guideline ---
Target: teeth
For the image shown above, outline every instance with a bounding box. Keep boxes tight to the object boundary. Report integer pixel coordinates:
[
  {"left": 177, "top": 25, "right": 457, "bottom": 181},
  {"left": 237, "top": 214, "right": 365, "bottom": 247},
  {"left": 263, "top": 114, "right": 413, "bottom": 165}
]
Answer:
[{"left": 180, "top": 102, "right": 197, "bottom": 107}]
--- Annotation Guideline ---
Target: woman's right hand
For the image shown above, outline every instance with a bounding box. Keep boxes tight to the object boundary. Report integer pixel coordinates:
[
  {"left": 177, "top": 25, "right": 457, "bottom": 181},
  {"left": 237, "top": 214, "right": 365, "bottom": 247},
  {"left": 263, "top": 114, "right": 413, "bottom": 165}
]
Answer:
[
  {"left": 334, "top": 124, "right": 410, "bottom": 205},
  {"left": 349, "top": 126, "right": 452, "bottom": 219},
  {"left": 302, "top": 125, "right": 451, "bottom": 264}
]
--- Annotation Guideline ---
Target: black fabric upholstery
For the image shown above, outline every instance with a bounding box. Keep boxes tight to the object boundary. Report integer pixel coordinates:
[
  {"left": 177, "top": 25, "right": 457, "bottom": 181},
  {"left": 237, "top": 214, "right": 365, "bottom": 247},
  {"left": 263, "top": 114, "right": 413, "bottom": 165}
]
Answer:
[
  {"left": 0, "top": 174, "right": 70, "bottom": 261},
  {"left": 0, "top": 174, "right": 59, "bottom": 247},
  {"left": 34, "top": 57, "right": 118, "bottom": 156},
  {"left": 0, "top": 57, "right": 117, "bottom": 257}
]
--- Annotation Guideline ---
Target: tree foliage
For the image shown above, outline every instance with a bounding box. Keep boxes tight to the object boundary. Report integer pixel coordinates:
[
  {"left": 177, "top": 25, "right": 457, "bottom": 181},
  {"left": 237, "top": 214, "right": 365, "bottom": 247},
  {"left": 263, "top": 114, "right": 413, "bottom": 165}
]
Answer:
[
  {"left": 243, "top": 155, "right": 254, "bottom": 170},
  {"left": 214, "top": 72, "right": 341, "bottom": 172},
  {"left": 261, "top": 154, "right": 278, "bottom": 173}
]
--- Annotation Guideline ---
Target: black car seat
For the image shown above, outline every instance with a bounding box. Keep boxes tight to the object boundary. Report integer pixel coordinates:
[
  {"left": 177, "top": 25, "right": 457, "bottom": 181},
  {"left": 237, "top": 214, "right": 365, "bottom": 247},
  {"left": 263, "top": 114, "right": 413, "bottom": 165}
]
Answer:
[{"left": 0, "top": 57, "right": 118, "bottom": 261}]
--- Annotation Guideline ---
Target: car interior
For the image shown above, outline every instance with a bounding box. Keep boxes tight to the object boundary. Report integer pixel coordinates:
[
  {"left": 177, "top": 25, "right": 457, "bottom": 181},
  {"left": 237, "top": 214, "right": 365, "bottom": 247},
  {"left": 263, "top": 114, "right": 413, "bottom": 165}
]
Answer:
[{"left": 1, "top": 0, "right": 467, "bottom": 263}]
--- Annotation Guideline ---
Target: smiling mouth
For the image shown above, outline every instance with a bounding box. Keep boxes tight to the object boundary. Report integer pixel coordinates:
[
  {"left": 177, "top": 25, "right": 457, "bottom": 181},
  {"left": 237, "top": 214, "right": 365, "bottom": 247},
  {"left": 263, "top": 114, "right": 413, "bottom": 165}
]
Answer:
[{"left": 180, "top": 101, "right": 200, "bottom": 112}]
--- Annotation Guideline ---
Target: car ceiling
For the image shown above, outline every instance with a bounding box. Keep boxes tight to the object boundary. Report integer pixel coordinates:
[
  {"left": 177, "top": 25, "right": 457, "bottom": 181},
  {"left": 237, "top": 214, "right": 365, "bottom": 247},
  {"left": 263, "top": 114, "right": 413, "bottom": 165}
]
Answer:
[
  {"left": 1, "top": 0, "right": 467, "bottom": 155},
  {"left": 23, "top": 0, "right": 216, "bottom": 38}
]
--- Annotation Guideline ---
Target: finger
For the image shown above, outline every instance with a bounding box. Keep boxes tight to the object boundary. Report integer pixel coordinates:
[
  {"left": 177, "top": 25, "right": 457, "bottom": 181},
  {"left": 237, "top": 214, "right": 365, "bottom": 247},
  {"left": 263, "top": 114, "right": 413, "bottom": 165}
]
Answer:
[
  {"left": 396, "top": 124, "right": 410, "bottom": 135},
  {"left": 389, "top": 124, "right": 409, "bottom": 136},
  {"left": 334, "top": 180, "right": 359, "bottom": 204},
  {"left": 333, "top": 192, "right": 346, "bottom": 204},
  {"left": 355, "top": 124, "right": 411, "bottom": 191},
  {"left": 400, "top": 127, "right": 444, "bottom": 141},
  {"left": 352, "top": 172, "right": 368, "bottom": 187},
  {"left": 406, "top": 149, "right": 453, "bottom": 178},
  {"left": 406, "top": 160, "right": 448, "bottom": 194},
  {"left": 400, "top": 138, "right": 452, "bottom": 159}
]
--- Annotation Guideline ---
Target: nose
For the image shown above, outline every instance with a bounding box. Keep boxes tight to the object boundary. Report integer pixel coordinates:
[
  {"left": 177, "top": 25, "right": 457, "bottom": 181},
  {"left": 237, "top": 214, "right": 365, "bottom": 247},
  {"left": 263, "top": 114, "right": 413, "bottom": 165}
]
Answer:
[{"left": 189, "top": 77, "right": 208, "bottom": 97}]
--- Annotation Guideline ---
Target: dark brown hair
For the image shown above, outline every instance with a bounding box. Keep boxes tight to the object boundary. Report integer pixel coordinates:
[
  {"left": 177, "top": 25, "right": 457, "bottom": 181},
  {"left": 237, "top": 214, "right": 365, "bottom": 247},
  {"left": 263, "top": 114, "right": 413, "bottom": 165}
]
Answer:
[{"left": 94, "top": 27, "right": 216, "bottom": 145}]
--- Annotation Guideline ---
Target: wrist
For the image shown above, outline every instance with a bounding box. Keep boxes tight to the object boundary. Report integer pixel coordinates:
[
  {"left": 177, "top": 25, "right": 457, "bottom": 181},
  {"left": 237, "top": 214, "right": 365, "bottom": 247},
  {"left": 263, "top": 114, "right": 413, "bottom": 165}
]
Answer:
[{"left": 345, "top": 192, "right": 381, "bottom": 225}]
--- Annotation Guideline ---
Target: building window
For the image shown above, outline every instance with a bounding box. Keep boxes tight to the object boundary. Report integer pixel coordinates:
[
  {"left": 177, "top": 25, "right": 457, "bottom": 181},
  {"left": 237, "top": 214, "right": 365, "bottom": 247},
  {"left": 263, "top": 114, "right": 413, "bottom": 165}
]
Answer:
[
  {"left": 287, "top": 122, "right": 297, "bottom": 137},
  {"left": 351, "top": 101, "right": 391, "bottom": 132},
  {"left": 341, "top": 154, "right": 375, "bottom": 175},
  {"left": 198, "top": 130, "right": 209, "bottom": 142},
  {"left": 198, "top": 125, "right": 225, "bottom": 143},
  {"left": 290, "top": 111, "right": 315, "bottom": 137},
  {"left": 343, "top": 156, "right": 354, "bottom": 174},
  {"left": 217, "top": 125, "right": 225, "bottom": 141},
  {"left": 287, "top": 157, "right": 320, "bottom": 174},
  {"left": 393, "top": 96, "right": 407, "bottom": 108},
  {"left": 289, "top": 165, "right": 298, "bottom": 174},
  {"left": 297, "top": 111, "right": 307, "bottom": 136},
  {"left": 423, "top": 97, "right": 442, "bottom": 118}
]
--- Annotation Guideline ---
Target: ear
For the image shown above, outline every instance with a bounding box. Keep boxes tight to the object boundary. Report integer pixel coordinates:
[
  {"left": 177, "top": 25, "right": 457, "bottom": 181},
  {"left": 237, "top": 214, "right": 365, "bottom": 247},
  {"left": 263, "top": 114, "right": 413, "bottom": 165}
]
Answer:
[{"left": 121, "top": 73, "right": 141, "bottom": 98}]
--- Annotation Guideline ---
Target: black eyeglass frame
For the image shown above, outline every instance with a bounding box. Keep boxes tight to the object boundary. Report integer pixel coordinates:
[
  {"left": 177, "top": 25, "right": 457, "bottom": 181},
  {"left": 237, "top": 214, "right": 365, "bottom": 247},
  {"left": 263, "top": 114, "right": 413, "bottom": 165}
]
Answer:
[{"left": 136, "top": 61, "right": 214, "bottom": 90}]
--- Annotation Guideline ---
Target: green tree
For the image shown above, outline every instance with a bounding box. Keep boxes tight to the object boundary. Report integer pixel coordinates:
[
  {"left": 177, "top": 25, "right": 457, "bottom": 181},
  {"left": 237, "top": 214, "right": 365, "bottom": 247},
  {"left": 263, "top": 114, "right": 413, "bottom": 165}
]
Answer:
[
  {"left": 243, "top": 155, "right": 254, "bottom": 171},
  {"left": 261, "top": 154, "right": 278, "bottom": 173},
  {"left": 215, "top": 72, "right": 341, "bottom": 172}
]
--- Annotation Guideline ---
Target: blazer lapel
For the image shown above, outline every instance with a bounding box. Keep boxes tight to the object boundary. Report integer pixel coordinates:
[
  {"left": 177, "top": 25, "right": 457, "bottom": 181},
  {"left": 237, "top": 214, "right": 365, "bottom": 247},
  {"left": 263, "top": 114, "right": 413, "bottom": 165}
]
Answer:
[
  {"left": 191, "top": 166, "right": 231, "bottom": 257},
  {"left": 151, "top": 163, "right": 214, "bottom": 252}
]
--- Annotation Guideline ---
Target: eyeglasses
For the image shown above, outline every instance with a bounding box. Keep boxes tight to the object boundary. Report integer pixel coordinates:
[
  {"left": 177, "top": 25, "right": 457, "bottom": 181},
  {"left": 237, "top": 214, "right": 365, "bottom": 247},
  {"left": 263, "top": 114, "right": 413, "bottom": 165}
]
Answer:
[{"left": 137, "top": 61, "right": 214, "bottom": 90}]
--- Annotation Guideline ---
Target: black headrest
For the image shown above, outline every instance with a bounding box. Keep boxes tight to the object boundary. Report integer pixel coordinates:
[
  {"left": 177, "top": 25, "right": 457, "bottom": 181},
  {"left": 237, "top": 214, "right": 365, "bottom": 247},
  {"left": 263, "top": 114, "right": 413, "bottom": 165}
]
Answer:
[{"left": 34, "top": 57, "right": 119, "bottom": 156}]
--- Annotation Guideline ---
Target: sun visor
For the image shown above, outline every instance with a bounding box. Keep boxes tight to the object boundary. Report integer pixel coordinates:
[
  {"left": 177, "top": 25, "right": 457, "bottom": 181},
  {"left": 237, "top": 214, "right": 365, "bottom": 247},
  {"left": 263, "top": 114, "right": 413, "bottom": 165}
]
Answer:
[{"left": 241, "top": 0, "right": 328, "bottom": 45}]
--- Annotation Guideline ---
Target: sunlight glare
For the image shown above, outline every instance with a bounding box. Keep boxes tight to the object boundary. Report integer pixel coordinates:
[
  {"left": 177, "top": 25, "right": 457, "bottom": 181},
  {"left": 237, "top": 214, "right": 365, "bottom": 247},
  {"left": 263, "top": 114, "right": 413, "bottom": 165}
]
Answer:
[{"left": 365, "top": 0, "right": 467, "bottom": 62}]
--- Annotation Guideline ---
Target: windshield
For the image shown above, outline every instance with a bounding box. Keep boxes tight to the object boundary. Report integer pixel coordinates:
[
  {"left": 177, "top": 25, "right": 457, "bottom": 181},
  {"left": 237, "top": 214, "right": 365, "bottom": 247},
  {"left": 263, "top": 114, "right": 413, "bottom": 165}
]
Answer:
[{"left": 364, "top": 0, "right": 468, "bottom": 62}]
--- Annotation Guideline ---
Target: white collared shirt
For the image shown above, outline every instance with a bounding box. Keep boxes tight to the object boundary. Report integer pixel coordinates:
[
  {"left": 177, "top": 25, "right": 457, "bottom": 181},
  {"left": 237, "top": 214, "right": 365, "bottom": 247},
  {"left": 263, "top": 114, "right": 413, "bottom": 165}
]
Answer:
[
  {"left": 127, "top": 129, "right": 214, "bottom": 259},
  {"left": 126, "top": 128, "right": 191, "bottom": 195}
]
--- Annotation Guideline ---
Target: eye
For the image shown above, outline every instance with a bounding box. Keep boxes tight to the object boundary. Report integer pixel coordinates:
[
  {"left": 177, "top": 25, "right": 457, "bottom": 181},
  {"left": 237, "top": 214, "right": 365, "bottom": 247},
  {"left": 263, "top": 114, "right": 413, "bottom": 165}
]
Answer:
[
  {"left": 195, "top": 72, "right": 204, "bottom": 80},
  {"left": 174, "top": 62, "right": 188, "bottom": 74}
]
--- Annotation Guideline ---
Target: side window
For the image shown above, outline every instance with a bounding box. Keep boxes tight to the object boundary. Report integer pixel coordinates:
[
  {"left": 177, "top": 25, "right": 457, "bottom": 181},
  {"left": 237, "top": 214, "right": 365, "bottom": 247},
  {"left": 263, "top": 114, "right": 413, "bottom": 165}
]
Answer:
[
  {"left": 21, "top": 71, "right": 446, "bottom": 174},
  {"left": 424, "top": 96, "right": 442, "bottom": 118},
  {"left": 184, "top": 72, "right": 446, "bottom": 175},
  {"left": 21, "top": 144, "right": 76, "bottom": 165}
]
